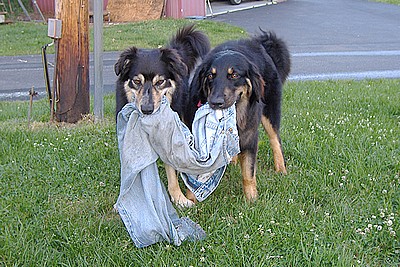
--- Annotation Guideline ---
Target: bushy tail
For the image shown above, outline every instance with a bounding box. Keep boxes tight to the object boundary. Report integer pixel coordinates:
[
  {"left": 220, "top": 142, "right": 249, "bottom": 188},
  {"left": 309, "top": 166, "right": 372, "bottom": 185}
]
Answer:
[
  {"left": 168, "top": 24, "right": 211, "bottom": 73},
  {"left": 256, "top": 30, "right": 291, "bottom": 83}
]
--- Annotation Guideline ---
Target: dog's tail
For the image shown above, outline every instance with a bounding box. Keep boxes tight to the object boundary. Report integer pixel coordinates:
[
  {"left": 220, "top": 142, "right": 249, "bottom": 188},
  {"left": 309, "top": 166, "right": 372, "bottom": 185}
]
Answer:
[
  {"left": 256, "top": 30, "right": 291, "bottom": 83},
  {"left": 168, "top": 24, "right": 211, "bottom": 73}
]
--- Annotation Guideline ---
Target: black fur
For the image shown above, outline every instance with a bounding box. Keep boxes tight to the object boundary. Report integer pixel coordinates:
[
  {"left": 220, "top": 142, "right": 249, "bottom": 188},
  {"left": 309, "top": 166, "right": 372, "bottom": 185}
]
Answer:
[
  {"left": 187, "top": 30, "right": 291, "bottom": 200},
  {"left": 188, "top": 30, "right": 290, "bottom": 128},
  {"left": 114, "top": 24, "right": 211, "bottom": 119}
]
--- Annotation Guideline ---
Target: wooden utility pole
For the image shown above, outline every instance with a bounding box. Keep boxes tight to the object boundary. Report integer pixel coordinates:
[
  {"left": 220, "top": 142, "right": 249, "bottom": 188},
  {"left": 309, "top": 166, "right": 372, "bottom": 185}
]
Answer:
[
  {"left": 93, "top": 0, "right": 104, "bottom": 121},
  {"left": 54, "top": 0, "right": 90, "bottom": 123}
]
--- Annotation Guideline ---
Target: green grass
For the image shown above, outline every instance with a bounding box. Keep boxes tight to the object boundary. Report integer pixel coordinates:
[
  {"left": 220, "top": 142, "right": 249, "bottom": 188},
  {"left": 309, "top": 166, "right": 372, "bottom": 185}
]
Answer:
[
  {"left": 0, "top": 19, "right": 247, "bottom": 56},
  {"left": 1, "top": 80, "right": 399, "bottom": 266},
  {"left": 373, "top": 0, "right": 400, "bottom": 5}
]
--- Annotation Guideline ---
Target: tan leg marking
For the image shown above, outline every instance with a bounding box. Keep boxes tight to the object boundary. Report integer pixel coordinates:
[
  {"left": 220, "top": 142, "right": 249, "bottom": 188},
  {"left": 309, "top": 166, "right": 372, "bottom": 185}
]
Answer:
[
  {"left": 165, "top": 163, "right": 194, "bottom": 208},
  {"left": 185, "top": 189, "right": 197, "bottom": 204},
  {"left": 261, "top": 116, "right": 287, "bottom": 174},
  {"left": 239, "top": 151, "right": 258, "bottom": 202},
  {"left": 231, "top": 155, "right": 239, "bottom": 165}
]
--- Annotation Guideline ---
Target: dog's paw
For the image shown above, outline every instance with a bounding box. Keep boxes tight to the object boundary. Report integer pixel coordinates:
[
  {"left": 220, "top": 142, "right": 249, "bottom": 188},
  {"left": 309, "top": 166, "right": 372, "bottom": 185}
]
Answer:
[
  {"left": 275, "top": 163, "right": 287, "bottom": 175},
  {"left": 171, "top": 193, "right": 195, "bottom": 208},
  {"left": 243, "top": 179, "right": 258, "bottom": 203},
  {"left": 185, "top": 189, "right": 197, "bottom": 204}
]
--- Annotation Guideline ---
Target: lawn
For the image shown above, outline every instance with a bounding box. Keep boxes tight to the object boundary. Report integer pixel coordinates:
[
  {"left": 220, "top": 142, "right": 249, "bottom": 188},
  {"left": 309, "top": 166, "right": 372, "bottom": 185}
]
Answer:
[
  {"left": 1, "top": 79, "right": 399, "bottom": 266},
  {"left": 1, "top": 6, "right": 399, "bottom": 266},
  {"left": 0, "top": 19, "right": 247, "bottom": 56},
  {"left": 373, "top": 0, "right": 400, "bottom": 5}
]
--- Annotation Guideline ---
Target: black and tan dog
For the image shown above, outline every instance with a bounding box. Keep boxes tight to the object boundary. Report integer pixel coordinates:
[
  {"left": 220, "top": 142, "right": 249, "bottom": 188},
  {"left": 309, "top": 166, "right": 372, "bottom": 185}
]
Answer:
[
  {"left": 185, "top": 30, "right": 291, "bottom": 202},
  {"left": 114, "top": 25, "right": 210, "bottom": 207}
]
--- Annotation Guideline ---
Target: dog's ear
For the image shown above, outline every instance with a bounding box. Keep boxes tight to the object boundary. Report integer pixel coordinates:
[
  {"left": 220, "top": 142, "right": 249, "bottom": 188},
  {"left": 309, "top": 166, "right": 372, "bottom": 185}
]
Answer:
[
  {"left": 160, "top": 48, "right": 188, "bottom": 82},
  {"left": 246, "top": 62, "right": 265, "bottom": 104},
  {"left": 114, "top": 47, "right": 137, "bottom": 77},
  {"left": 190, "top": 60, "right": 210, "bottom": 105},
  {"left": 183, "top": 59, "right": 210, "bottom": 128}
]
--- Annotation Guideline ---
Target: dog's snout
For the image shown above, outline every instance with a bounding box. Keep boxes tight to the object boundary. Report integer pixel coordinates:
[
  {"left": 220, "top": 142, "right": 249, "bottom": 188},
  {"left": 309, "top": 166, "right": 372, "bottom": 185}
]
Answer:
[
  {"left": 141, "top": 104, "right": 154, "bottom": 114},
  {"left": 209, "top": 97, "right": 225, "bottom": 109}
]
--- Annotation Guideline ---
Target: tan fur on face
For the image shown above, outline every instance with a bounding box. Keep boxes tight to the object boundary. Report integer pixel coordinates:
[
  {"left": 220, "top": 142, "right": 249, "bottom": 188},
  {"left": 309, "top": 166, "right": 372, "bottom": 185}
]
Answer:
[
  {"left": 123, "top": 74, "right": 176, "bottom": 113},
  {"left": 165, "top": 80, "right": 176, "bottom": 104},
  {"left": 123, "top": 74, "right": 145, "bottom": 103}
]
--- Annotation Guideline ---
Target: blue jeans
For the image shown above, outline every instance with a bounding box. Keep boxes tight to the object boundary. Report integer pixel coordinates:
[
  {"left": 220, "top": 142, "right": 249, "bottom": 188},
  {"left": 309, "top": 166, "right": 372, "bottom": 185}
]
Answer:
[{"left": 115, "top": 97, "right": 240, "bottom": 247}]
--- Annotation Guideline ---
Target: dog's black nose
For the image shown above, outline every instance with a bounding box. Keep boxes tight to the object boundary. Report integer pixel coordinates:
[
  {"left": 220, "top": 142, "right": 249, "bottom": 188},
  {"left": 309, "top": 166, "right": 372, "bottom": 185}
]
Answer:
[
  {"left": 141, "top": 104, "right": 154, "bottom": 114},
  {"left": 209, "top": 98, "right": 225, "bottom": 109}
]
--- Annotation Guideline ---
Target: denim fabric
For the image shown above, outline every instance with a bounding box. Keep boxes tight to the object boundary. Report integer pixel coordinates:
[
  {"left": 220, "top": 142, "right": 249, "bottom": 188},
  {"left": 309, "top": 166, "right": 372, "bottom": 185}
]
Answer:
[{"left": 115, "top": 97, "right": 239, "bottom": 248}]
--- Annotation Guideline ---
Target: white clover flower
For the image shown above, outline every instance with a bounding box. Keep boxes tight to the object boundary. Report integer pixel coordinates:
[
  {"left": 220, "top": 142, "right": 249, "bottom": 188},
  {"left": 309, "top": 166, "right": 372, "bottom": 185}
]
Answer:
[{"left": 258, "top": 225, "right": 265, "bottom": 235}]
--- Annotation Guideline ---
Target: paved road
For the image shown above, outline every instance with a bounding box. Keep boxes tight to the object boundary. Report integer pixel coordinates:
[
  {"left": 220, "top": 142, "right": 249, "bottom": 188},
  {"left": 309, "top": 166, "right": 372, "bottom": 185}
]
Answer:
[
  {"left": 0, "top": 52, "right": 120, "bottom": 100},
  {"left": 210, "top": 0, "right": 400, "bottom": 81},
  {"left": 1, "top": 0, "right": 399, "bottom": 101}
]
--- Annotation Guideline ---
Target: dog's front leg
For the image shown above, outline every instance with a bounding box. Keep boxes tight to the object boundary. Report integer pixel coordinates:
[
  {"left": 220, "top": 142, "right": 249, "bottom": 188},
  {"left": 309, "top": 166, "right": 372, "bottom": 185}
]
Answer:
[
  {"left": 165, "top": 163, "right": 195, "bottom": 208},
  {"left": 239, "top": 151, "right": 258, "bottom": 202}
]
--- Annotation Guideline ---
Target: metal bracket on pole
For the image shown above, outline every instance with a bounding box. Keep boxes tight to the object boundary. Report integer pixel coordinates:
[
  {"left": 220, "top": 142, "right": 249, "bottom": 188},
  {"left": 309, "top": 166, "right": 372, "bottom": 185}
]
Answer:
[
  {"left": 44, "top": 18, "right": 62, "bottom": 121},
  {"left": 48, "top": 18, "right": 62, "bottom": 39}
]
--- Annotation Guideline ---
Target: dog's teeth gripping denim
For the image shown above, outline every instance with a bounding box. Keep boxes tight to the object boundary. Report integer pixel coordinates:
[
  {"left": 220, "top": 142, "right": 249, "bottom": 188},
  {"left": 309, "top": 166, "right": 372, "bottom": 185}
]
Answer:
[{"left": 115, "top": 97, "right": 240, "bottom": 248}]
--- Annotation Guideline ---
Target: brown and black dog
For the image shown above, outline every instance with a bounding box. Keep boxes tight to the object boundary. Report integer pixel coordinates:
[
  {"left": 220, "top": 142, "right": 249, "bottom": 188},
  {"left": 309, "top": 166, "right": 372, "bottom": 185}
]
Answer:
[
  {"left": 185, "top": 30, "right": 291, "bottom": 202},
  {"left": 114, "top": 25, "right": 210, "bottom": 207}
]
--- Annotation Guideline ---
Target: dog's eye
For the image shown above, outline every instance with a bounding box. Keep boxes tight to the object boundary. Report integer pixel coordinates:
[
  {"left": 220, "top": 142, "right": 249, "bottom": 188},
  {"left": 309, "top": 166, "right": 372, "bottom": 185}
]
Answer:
[
  {"left": 132, "top": 79, "right": 141, "bottom": 85},
  {"left": 155, "top": 79, "right": 165, "bottom": 87},
  {"left": 207, "top": 73, "right": 214, "bottom": 80},
  {"left": 231, "top": 73, "right": 240, "bottom": 79}
]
